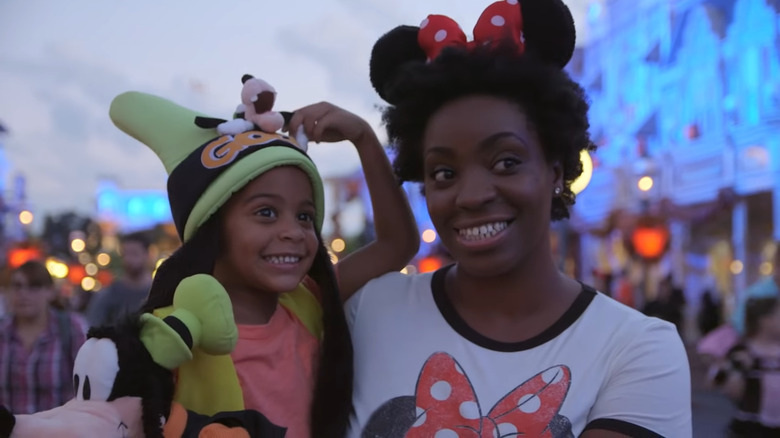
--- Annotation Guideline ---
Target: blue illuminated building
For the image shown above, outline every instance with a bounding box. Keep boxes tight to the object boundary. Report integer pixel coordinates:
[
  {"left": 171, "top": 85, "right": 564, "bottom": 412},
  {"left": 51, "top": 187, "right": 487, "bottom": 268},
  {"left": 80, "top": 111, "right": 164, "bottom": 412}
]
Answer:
[
  {"left": 569, "top": 0, "right": 780, "bottom": 299},
  {"left": 95, "top": 179, "right": 172, "bottom": 233}
]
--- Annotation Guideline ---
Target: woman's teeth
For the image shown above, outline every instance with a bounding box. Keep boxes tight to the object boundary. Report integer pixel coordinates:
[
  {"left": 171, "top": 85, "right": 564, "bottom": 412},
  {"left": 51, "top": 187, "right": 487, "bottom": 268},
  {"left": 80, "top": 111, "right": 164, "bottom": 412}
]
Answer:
[
  {"left": 458, "top": 222, "right": 508, "bottom": 241},
  {"left": 265, "top": 256, "right": 300, "bottom": 264}
]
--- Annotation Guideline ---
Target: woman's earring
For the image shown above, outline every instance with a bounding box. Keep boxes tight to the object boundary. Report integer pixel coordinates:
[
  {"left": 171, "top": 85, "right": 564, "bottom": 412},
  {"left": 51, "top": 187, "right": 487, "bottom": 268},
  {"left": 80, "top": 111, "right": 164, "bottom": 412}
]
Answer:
[{"left": 554, "top": 187, "right": 562, "bottom": 196}]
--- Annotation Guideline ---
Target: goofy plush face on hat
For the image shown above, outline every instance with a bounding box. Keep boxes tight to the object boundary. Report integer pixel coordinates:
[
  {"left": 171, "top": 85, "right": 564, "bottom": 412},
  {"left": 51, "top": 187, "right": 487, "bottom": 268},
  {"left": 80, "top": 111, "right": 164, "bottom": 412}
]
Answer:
[{"left": 109, "top": 81, "right": 324, "bottom": 242}]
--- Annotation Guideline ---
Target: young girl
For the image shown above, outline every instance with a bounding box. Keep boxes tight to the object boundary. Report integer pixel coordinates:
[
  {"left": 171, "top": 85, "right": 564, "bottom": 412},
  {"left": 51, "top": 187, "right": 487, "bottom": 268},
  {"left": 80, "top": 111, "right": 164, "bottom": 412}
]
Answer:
[
  {"left": 0, "top": 261, "right": 87, "bottom": 414},
  {"left": 347, "top": 0, "right": 691, "bottom": 436},
  {"left": 109, "top": 85, "right": 418, "bottom": 437},
  {"left": 711, "top": 297, "right": 780, "bottom": 437}
]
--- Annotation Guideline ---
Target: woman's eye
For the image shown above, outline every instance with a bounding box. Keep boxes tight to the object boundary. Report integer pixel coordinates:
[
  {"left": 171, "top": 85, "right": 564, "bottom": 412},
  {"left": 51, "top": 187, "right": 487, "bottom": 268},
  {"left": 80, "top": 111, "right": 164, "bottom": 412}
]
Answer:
[
  {"left": 256, "top": 207, "right": 276, "bottom": 218},
  {"left": 431, "top": 168, "right": 454, "bottom": 182},
  {"left": 493, "top": 158, "right": 520, "bottom": 171},
  {"left": 298, "top": 212, "right": 315, "bottom": 222}
]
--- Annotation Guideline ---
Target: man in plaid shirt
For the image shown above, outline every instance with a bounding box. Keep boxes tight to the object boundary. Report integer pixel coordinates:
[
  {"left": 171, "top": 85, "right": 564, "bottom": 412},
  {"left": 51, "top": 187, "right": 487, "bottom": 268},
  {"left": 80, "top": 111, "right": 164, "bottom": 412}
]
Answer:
[{"left": 0, "top": 261, "right": 87, "bottom": 414}]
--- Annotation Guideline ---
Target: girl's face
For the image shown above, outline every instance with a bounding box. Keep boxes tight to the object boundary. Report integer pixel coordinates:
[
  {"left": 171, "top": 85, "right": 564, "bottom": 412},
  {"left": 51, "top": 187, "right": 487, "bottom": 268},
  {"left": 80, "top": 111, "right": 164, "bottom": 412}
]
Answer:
[
  {"left": 422, "top": 95, "right": 561, "bottom": 278},
  {"left": 214, "top": 166, "right": 319, "bottom": 296},
  {"left": 8, "top": 270, "right": 54, "bottom": 320}
]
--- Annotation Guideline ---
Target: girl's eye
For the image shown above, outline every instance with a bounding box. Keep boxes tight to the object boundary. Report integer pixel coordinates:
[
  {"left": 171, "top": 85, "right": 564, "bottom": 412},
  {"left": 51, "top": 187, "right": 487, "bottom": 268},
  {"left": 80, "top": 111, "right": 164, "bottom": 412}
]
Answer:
[
  {"left": 256, "top": 207, "right": 276, "bottom": 218},
  {"left": 298, "top": 212, "right": 315, "bottom": 223},
  {"left": 493, "top": 158, "right": 520, "bottom": 171},
  {"left": 431, "top": 168, "right": 454, "bottom": 182}
]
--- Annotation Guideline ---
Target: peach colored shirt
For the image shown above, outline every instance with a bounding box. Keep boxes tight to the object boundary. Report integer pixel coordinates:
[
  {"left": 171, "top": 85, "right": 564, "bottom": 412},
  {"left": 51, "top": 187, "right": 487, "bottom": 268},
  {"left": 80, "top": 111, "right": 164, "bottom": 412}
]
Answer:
[{"left": 231, "top": 304, "right": 319, "bottom": 438}]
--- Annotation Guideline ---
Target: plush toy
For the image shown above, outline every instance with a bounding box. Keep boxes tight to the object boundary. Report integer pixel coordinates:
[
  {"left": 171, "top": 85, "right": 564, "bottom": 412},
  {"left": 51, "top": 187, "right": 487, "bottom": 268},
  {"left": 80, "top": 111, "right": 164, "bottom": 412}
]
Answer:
[
  {"left": 0, "top": 274, "right": 286, "bottom": 438},
  {"left": 192, "top": 73, "right": 308, "bottom": 151},
  {"left": 235, "top": 74, "right": 284, "bottom": 133}
]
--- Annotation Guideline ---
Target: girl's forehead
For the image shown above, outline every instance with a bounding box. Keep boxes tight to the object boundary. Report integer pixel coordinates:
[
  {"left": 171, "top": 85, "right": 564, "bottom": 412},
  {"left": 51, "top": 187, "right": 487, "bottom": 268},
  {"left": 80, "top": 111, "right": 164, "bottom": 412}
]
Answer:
[{"left": 236, "top": 166, "right": 316, "bottom": 202}]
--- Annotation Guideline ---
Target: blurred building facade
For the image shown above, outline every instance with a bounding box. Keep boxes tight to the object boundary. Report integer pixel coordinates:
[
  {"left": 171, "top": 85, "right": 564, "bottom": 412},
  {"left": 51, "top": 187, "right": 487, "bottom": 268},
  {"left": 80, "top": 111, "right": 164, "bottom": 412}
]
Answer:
[{"left": 569, "top": 0, "right": 780, "bottom": 316}]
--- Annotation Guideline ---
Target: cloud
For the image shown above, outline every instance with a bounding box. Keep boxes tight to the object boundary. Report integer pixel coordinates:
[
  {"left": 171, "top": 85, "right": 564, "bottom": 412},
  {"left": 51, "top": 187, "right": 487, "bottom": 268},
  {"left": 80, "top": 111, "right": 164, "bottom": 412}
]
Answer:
[
  {"left": 0, "top": 0, "right": 591, "bottom": 227},
  {"left": 0, "top": 41, "right": 366, "bottom": 223},
  {"left": 275, "top": 10, "right": 381, "bottom": 113},
  {"left": 273, "top": 0, "right": 591, "bottom": 177},
  {"left": 0, "top": 45, "right": 180, "bottom": 218},
  {"left": 275, "top": 0, "right": 591, "bottom": 116}
]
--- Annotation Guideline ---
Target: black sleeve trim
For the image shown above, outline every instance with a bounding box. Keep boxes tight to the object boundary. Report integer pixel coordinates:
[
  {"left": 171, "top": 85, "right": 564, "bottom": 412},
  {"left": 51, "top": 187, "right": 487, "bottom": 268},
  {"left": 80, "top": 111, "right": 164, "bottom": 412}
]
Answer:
[{"left": 584, "top": 419, "right": 665, "bottom": 437}]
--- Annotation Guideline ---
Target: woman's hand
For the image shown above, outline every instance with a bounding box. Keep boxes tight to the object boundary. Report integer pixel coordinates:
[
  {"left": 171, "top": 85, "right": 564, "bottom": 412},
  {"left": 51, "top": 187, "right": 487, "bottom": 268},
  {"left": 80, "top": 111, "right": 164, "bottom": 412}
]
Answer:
[{"left": 286, "top": 102, "right": 374, "bottom": 146}]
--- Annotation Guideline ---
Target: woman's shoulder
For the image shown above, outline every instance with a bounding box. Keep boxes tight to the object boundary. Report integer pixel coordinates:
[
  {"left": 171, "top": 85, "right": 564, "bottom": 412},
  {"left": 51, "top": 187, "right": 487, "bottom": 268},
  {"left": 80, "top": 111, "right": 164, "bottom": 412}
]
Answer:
[
  {"left": 351, "top": 270, "right": 435, "bottom": 302},
  {"left": 588, "top": 290, "right": 670, "bottom": 325},
  {"left": 584, "top": 292, "right": 682, "bottom": 351},
  {"left": 345, "top": 270, "right": 438, "bottom": 326}
]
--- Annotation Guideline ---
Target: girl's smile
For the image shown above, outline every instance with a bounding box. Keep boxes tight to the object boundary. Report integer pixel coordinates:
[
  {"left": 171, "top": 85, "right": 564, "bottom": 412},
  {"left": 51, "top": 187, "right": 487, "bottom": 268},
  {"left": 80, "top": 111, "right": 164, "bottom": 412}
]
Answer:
[{"left": 213, "top": 166, "right": 319, "bottom": 300}]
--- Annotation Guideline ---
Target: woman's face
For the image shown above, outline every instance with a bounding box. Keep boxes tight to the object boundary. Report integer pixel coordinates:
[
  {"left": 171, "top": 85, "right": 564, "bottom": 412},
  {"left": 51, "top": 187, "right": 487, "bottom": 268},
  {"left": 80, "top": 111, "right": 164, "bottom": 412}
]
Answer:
[
  {"left": 421, "top": 95, "right": 561, "bottom": 277},
  {"left": 8, "top": 270, "right": 55, "bottom": 320}
]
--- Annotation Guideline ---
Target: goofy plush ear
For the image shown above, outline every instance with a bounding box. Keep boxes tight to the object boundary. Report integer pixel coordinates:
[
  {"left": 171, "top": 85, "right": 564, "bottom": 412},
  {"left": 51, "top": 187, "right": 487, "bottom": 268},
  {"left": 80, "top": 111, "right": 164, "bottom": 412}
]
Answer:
[
  {"left": 140, "top": 274, "right": 237, "bottom": 370},
  {"left": 136, "top": 274, "right": 237, "bottom": 437}
]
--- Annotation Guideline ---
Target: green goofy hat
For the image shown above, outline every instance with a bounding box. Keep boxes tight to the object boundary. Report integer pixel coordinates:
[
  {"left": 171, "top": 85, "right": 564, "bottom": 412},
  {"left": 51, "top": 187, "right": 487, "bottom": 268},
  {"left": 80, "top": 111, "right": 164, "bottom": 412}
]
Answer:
[{"left": 109, "top": 85, "right": 325, "bottom": 242}]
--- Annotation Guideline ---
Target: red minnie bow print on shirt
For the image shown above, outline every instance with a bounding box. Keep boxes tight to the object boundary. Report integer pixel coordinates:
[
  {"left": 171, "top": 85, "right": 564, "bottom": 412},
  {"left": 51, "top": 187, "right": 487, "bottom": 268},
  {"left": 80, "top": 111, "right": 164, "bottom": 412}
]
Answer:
[
  {"left": 417, "top": 0, "right": 525, "bottom": 61},
  {"left": 407, "top": 353, "right": 571, "bottom": 438}
]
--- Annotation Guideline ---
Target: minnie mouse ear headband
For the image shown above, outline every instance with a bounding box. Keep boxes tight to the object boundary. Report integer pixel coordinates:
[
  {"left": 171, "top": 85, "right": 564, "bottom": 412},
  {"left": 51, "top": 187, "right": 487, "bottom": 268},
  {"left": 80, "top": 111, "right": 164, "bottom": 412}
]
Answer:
[
  {"left": 109, "top": 75, "right": 324, "bottom": 242},
  {"left": 369, "top": 0, "right": 576, "bottom": 103}
]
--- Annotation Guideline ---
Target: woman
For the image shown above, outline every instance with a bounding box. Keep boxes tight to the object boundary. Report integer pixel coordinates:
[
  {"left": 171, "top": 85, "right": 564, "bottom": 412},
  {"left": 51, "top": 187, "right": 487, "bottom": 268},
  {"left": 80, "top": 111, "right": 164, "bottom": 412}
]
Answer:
[
  {"left": 346, "top": 0, "right": 691, "bottom": 436},
  {"left": 0, "top": 260, "right": 87, "bottom": 414},
  {"left": 710, "top": 296, "right": 780, "bottom": 437}
]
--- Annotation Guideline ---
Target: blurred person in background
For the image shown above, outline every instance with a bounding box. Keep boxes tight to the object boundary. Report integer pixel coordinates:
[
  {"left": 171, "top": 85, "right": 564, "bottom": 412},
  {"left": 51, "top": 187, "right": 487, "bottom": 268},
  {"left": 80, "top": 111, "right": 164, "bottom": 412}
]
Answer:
[
  {"left": 615, "top": 269, "right": 636, "bottom": 309},
  {"left": 85, "top": 232, "right": 152, "bottom": 327},
  {"left": 698, "top": 289, "right": 722, "bottom": 337},
  {"left": 732, "top": 244, "right": 780, "bottom": 336},
  {"left": 698, "top": 247, "right": 780, "bottom": 364},
  {"left": 0, "top": 260, "right": 87, "bottom": 414},
  {"left": 68, "top": 286, "right": 94, "bottom": 315},
  {"left": 710, "top": 296, "right": 780, "bottom": 437},
  {"left": 642, "top": 274, "right": 686, "bottom": 334}
]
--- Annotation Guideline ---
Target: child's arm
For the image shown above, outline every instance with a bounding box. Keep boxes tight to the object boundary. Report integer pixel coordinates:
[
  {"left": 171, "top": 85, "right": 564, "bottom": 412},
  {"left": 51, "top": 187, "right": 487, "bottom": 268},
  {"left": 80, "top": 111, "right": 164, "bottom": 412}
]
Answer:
[{"left": 288, "top": 102, "right": 419, "bottom": 301}]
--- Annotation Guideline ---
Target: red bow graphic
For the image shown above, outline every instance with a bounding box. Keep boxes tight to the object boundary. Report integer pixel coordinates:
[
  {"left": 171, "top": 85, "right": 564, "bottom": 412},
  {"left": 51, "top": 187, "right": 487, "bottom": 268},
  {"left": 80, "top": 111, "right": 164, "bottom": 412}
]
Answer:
[
  {"left": 417, "top": 0, "right": 525, "bottom": 61},
  {"left": 406, "top": 353, "right": 570, "bottom": 438}
]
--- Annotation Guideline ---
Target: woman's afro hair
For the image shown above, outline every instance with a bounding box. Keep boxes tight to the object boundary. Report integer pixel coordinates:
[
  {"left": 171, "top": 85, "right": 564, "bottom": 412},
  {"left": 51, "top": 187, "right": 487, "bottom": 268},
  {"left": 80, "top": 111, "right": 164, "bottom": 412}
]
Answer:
[{"left": 368, "top": 0, "right": 595, "bottom": 221}]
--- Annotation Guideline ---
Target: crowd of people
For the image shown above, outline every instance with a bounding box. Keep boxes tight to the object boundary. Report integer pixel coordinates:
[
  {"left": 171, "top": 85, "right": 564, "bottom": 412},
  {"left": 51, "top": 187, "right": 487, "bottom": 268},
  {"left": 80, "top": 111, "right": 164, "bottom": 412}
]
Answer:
[
  {"left": 695, "top": 248, "right": 780, "bottom": 436},
  {"left": 4, "top": 0, "right": 776, "bottom": 436},
  {"left": 0, "top": 233, "right": 153, "bottom": 415}
]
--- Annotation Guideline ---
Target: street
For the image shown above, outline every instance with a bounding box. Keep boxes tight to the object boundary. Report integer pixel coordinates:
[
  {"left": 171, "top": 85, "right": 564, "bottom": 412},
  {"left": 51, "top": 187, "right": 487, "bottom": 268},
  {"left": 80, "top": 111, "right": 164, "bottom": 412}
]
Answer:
[
  {"left": 689, "top": 346, "right": 736, "bottom": 437},
  {"left": 693, "top": 388, "right": 734, "bottom": 437}
]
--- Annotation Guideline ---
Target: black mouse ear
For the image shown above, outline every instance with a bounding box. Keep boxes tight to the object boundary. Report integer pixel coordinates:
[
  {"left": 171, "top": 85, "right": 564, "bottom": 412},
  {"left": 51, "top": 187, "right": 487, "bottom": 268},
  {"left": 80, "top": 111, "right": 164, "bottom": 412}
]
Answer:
[
  {"left": 369, "top": 25, "right": 427, "bottom": 104},
  {"left": 519, "top": 0, "right": 576, "bottom": 69},
  {"left": 279, "top": 111, "right": 294, "bottom": 129},
  {"left": 241, "top": 74, "right": 254, "bottom": 84},
  {"left": 193, "top": 116, "right": 228, "bottom": 129}
]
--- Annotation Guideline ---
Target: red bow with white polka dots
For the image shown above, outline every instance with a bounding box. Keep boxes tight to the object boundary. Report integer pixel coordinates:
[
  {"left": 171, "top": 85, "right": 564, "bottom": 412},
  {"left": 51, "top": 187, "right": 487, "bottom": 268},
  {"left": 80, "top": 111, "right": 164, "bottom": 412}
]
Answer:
[
  {"left": 406, "top": 353, "right": 571, "bottom": 437},
  {"left": 418, "top": 0, "right": 525, "bottom": 62}
]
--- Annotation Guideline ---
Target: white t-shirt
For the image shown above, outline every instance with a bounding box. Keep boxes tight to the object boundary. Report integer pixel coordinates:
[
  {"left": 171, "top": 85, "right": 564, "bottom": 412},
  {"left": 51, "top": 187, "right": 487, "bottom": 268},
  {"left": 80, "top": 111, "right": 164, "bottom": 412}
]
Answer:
[{"left": 346, "top": 268, "right": 692, "bottom": 438}]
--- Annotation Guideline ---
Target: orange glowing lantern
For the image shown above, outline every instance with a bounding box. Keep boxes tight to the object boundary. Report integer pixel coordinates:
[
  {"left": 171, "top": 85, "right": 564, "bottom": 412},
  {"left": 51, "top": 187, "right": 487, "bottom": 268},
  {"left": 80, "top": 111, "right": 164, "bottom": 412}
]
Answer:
[
  {"left": 631, "top": 226, "right": 670, "bottom": 260},
  {"left": 418, "top": 256, "right": 443, "bottom": 273},
  {"left": 7, "top": 246, "right": 42, "bottom": 268},
  {"left": 685, "top": 123, "right": 700, "bottom": 140},
  {"left": 96, "top": 270, "right": 114, "bottom": 286},
  {"left": 68, "top": 264, "right": 87, "bottom": 285}
]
